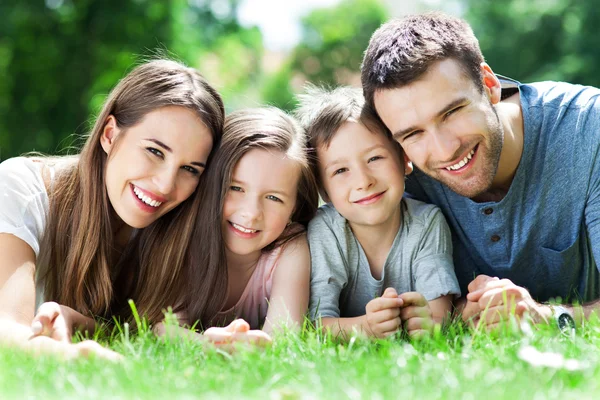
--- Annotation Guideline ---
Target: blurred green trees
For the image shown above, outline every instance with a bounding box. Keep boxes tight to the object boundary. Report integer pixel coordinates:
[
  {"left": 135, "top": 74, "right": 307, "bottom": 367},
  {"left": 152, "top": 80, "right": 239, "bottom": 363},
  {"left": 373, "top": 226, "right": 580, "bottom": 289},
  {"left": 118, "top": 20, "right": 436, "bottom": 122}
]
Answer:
[
  {"left": 1, "top": 0, "right": 599, "bottom": 159},
  {"left": 465, "top": 0, "right": 600, "bottom": 86},
  {"left": 0, "top": 0, "right": 261, "bottom": 159}
]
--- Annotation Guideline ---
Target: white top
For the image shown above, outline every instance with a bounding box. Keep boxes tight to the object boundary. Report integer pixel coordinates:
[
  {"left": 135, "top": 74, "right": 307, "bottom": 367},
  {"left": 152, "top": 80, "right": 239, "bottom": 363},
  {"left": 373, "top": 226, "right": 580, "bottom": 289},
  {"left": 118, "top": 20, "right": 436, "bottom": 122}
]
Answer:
[{"left": 0, "top": 157, "right": 52, "bottom": 308}]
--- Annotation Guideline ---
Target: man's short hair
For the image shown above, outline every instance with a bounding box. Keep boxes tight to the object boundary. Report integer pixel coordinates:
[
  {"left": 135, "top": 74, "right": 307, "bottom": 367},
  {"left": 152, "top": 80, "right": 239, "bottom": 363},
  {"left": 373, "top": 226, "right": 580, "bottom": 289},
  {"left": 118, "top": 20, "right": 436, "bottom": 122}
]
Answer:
[
  {"left": 295, "top": 84, "right": 390, "bottom": 150},
  {"left": 361, "top": 12, "right": 485, "bottom": 110}
]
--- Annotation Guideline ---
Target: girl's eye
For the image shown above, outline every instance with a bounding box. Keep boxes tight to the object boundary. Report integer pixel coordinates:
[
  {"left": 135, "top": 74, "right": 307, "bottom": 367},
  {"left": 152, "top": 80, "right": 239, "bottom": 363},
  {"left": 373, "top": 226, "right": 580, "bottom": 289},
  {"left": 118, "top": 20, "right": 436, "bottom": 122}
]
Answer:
[
  {"left": 146, "top": 147, "right": 164, "bottom": 158},
  {"left": 230, "top": 186, "right": 243, "bottom": 192},
  {"left": 182, "top": 165, "right": 200, "bottom": 176},
  {"left": 333, "top": 167, "right": 347, "bottom": 176},
  {"left": 368, "top": 155, "right": 383, "bottom": 163},
  {"left": 266, "top": 195, "right": 283, "bottom": 203}
]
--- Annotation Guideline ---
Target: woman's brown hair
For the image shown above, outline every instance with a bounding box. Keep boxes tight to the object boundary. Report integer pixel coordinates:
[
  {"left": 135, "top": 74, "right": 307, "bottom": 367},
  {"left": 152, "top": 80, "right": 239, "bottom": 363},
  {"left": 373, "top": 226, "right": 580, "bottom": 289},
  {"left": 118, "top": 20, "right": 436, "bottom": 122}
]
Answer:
[
  {"left": 37, "top": 59, "right": 225, "bottom": 324},
  {"left": 186, "top": 107, "right": 319, "bottom": 328}
]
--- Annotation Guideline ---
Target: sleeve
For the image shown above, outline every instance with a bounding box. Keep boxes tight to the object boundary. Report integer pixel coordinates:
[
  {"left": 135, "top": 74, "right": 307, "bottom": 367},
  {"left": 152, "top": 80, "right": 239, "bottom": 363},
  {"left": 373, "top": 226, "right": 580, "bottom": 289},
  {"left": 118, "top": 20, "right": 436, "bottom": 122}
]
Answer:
[
  {"left": 0, "top": 157, "right": 48, "bottom": 257},
  {"left": 582, "top": 95, "right": 600, "bottom": 273},
  {"left": 307, "top": 211, "right": 349, "bottom": 319},
  {"left": 412, "top": 207, "right": 461, "bottom": 301}
]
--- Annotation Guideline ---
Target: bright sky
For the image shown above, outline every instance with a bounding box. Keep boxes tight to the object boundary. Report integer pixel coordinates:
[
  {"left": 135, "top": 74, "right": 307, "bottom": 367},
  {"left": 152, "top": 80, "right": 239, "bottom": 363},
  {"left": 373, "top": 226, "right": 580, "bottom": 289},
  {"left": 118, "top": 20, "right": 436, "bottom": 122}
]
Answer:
[{"left": 237, "top": 0, "right": 343, "bottom": 51}]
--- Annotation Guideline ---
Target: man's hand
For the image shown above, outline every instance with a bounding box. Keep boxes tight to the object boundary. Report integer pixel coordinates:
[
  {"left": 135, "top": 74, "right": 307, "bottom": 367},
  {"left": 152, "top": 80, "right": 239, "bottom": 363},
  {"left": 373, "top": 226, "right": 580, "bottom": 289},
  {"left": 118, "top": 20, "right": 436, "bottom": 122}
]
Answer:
[
  {"left": 364, "top": 288, "right": 403, "bottom": 338},
  {"left": 399, "top": 292, "right": 433, "bottom": 338},
  {"left": 467, "top": 275, "right": 552, "bottom": 330}
]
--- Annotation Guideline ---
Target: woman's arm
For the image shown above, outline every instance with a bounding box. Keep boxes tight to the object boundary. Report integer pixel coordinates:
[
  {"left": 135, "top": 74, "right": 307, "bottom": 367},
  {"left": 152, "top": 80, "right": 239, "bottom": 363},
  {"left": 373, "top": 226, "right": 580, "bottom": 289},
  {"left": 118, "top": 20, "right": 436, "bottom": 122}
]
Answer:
[{"left": 262, "top": 235, "right": 311, "bottom": 335}]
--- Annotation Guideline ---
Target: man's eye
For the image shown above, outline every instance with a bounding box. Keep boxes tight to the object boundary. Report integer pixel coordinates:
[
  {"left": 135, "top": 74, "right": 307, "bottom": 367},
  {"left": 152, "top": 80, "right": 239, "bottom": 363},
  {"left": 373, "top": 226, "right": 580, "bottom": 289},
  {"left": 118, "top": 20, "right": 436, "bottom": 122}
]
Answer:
[
  {"left": 333, "top": 168, "right": 347, "bottom": 176},
  {"left": 266, "top": 195, "right": 283, "bottom": 203},
  {"left": 445, "top": 106, "right": 462, "bottom": 119},
  {"left": 147, "top": 147, "right": 164, "bottom": 158}
]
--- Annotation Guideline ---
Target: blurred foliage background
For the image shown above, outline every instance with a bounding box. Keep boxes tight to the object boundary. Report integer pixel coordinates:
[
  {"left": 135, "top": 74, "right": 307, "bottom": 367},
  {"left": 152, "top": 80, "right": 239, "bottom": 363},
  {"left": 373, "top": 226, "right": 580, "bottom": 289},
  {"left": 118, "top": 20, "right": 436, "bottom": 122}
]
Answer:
[{"left": 0, "top": 0, "right": 598, "bottom": 159}]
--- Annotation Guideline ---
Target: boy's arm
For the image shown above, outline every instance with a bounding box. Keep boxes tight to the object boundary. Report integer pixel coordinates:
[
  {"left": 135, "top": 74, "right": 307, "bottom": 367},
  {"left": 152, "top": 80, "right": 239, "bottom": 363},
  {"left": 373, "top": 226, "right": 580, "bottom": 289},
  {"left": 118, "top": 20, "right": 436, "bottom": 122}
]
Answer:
[
  {"left": 307, "top": 214, "right": 347, "bottom": 323},
  {"left": 321, "top": 288, "right": 403, "bottom": 339},
  {"left": 263, "top": 235, "right": 310, "bottom": 334}
]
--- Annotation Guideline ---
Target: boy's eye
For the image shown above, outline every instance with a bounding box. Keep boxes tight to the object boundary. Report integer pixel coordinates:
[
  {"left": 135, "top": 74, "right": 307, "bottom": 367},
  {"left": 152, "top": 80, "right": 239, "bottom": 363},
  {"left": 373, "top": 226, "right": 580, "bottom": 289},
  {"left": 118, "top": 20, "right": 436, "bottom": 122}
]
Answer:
[
  {"left": 266, "top": 195, "right": 283, "bottom": 203},
  {"left": 182, "top": 165, "right": 200, "bottom": 176},
  {"left": 332, "top": 167, "right": 347, "bottom": 176},
  {"left": 230, "top": 185, "right": 243, "bottom": 192},
  {"left": 368, "top": 155, "right": 383, "bottom": 163},
  {"left": 147, "top": 147, "right": 164, "bottom": 158}
]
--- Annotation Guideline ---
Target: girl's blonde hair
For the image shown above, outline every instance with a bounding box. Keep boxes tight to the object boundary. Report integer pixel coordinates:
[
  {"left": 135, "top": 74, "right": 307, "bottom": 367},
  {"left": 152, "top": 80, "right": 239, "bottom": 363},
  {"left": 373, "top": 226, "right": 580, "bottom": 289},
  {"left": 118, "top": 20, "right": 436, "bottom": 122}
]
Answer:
[
  {"left": 186, "top": 107, "right": 319, "bottom": 327},
  {"left": 37, "top": 59, "right": 224, "bottom": 324}
]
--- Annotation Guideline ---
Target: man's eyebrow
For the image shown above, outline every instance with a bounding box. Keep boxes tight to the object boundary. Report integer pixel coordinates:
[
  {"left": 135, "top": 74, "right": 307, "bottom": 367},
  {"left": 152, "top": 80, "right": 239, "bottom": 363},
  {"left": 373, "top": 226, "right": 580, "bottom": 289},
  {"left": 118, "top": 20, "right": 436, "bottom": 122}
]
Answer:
[
  {"left": 391, "top": 97, "right": 468, "bottom": 139},
  {"left": 145, "top": 138, "right": 206, "bottom": 168}
]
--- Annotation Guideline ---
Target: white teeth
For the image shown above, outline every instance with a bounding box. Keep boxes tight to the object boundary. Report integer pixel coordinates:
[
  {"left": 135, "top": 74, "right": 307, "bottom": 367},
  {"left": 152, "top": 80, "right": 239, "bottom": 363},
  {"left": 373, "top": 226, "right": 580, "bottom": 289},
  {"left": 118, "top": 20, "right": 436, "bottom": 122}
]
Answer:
[
  {"left": 446, "top": 149, "right": 475, "bottom": 171},
  {"left": 132, "top": 186, "right": 162, "bottom": 207},
  {"left": 232, "top": 222, "right": 257, "bottom": 233}
]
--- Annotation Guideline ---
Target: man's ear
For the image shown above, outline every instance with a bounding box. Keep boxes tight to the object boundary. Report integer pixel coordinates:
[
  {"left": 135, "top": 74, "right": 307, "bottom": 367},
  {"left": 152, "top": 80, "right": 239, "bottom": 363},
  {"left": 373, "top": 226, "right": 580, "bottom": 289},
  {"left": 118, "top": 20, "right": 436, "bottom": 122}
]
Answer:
[
  {"left": 480, "top": 62, "right": 502, "bottom": 105},
  {"left": 403, "top": 152, "right": 413, "bottom": 176},
  {"left": 100, "top": 115, "right": 120, "bottom": 155}
]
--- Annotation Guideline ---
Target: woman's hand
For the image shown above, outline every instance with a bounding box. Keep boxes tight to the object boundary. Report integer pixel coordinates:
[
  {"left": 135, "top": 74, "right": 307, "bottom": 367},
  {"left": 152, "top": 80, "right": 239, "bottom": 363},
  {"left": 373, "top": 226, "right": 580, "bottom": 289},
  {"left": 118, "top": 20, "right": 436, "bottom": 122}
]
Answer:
[{"left": 31, "top": 301, "right": 95, "bottom": 342}]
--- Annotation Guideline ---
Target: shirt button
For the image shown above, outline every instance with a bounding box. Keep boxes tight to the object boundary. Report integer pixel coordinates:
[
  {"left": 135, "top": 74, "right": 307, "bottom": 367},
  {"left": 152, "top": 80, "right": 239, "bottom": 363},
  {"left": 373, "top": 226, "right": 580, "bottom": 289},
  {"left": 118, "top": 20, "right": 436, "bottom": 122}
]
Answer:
[
  {"left": 483, "top": 208, "right": 493, "bottom": 215},
  {"left": 491, "top": 234, "right": 501, "bottom": 242}
]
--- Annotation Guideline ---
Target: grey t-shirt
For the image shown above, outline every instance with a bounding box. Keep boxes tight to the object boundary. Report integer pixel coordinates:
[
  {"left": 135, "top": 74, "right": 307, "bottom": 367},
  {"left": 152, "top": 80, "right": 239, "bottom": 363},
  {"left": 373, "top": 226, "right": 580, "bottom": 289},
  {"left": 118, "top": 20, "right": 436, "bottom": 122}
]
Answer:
[{"left": 308, "top": 197, "right": 460, "bottom": 319}]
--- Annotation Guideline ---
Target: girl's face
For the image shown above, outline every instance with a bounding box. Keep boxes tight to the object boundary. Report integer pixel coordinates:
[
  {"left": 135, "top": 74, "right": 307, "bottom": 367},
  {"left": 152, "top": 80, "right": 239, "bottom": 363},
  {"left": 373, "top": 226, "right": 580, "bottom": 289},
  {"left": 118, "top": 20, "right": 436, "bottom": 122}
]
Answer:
[
  {"left": 222, "top": 148, "right": 300, "bottom": 259},
  {"left": 101, "top": 105, "right": 213, "bottom": 229}
]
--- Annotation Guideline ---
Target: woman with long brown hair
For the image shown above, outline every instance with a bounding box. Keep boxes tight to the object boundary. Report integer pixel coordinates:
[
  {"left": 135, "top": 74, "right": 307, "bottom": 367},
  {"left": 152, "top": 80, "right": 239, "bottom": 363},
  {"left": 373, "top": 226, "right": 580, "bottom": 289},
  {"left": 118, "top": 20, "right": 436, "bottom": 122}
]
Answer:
[{"left": 0, "top": 59, "right": 265, "bottom": 359}]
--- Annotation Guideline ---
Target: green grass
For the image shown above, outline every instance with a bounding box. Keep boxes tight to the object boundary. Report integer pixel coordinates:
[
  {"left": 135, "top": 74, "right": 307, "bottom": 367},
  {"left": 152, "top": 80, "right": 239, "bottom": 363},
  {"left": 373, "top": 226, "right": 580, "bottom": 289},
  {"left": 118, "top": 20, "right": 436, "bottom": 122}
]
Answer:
[{"left": 2, "top": 318, "right": 600, "bottom": 399}]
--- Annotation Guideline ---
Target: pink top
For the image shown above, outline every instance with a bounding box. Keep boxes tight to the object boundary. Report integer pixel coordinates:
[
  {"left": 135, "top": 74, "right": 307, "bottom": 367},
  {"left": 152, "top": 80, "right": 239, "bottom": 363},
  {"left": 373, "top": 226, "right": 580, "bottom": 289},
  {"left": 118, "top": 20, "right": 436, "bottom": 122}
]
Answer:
[
  {"left": 214, "top": 224, "right": 304, "bottom": 329},
  {"left": 214, "top": 246, "right": 283, "bottom": 329}
]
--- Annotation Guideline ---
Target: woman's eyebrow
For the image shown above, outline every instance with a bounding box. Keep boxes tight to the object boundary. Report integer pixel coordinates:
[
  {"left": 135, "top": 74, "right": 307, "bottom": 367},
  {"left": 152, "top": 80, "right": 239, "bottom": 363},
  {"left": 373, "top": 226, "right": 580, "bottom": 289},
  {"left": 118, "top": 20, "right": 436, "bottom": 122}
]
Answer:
[{"left": 145, "top": 138, "right": 206, "bottom": 168}]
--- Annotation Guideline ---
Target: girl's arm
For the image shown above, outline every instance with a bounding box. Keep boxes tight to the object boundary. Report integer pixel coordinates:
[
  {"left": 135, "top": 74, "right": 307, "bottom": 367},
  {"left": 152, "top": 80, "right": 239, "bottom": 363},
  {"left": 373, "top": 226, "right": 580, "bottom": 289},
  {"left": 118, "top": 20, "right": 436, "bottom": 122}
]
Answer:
[{"left": 262, "top": 235, "right": 311, "bottom": 334}]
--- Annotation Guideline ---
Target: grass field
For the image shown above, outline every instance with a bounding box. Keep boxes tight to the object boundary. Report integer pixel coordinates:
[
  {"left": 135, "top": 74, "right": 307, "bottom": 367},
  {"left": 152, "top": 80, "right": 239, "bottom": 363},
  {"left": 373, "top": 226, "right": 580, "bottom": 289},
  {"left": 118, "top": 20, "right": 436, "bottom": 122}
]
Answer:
[{"left": 1, "top": 317, "right": 600, "bottom": 400}]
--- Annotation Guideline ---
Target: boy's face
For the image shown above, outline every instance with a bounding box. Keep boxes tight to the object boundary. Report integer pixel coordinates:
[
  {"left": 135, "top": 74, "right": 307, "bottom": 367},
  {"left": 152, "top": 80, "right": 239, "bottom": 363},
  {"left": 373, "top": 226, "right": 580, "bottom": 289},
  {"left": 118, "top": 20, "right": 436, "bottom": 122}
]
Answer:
[
  {"left": 317, "top": 121, "right": 410, "bottom": 229},
  {"left": 373, "top": 58, "right": 504, "bottom": 199}
]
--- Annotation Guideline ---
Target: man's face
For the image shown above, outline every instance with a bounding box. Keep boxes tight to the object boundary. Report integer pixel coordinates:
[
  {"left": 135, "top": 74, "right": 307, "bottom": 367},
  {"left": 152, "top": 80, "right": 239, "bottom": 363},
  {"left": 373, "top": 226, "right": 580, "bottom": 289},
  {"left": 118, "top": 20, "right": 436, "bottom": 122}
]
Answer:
[{"left": 373, "top": 59, "right": 504, "bottom": 199}]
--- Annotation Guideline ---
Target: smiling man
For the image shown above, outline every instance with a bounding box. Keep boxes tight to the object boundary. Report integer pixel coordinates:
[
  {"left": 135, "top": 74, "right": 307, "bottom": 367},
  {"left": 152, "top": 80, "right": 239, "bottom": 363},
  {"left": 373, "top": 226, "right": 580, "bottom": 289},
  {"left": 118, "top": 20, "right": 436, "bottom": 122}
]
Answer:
[{"left": 361, "top": 12, "right": 600, "bottom": 329}]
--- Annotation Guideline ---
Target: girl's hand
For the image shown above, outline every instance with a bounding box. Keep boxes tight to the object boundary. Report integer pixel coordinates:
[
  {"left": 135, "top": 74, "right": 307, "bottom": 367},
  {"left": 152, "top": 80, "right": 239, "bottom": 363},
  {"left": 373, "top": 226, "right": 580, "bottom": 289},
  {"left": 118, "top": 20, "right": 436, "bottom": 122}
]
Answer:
[
  {"left": 204, "top": 319, "right": 272, "bottom": 347},
  {"left": 31, "top": 302, "right": 94, "bottom": 343}
]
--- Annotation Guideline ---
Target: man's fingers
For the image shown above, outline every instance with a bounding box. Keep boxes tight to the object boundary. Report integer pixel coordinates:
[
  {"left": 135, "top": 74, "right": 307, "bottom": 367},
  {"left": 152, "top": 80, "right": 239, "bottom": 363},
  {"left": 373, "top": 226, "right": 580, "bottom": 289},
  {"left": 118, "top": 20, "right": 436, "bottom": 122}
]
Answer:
[
  {"left": 467, "top": 275, "right": 497, "bottom": 293},
  {"left": 467, "top": 279, "right": 515, "bottom": 302},
  {"left": 477, "top": 286, "right": 524, "bottom": 310},
  {"left": 398, "top": 292, "right": 427, "bottom": 307}
]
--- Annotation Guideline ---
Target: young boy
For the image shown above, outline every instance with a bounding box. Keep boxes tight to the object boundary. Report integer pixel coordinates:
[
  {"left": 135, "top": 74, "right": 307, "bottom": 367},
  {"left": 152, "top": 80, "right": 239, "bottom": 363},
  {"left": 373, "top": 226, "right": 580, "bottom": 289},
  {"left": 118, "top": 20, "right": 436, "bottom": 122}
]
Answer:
[{"left": 295, "top": 86, "right": 460, "bottom": 338}]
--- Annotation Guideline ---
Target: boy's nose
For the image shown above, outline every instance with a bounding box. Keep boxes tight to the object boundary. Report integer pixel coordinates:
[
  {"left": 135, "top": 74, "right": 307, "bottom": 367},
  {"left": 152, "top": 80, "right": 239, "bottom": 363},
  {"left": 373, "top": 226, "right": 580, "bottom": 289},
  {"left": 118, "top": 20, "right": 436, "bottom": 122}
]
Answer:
[{"left": 355, "top": 167, "right": 375, "bottom": 191}]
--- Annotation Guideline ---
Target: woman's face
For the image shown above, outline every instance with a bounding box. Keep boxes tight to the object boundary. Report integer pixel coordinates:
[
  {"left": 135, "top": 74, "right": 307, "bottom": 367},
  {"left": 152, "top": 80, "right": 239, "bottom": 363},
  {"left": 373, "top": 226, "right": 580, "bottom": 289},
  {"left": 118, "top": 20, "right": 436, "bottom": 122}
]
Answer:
[{"left": 101, "top": 105, "right": 213, "bottom": 229}]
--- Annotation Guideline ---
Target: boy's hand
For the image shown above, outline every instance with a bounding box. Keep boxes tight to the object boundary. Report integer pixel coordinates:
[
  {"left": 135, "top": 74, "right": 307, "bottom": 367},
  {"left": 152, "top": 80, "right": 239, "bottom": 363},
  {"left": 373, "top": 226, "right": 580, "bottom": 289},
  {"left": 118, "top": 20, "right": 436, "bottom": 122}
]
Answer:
[
  {"left": 364, "top": 288, "right": 403, "bottom": 338},
  {"left": 399, "top": 292, "right": 433, "bottom": 338}
]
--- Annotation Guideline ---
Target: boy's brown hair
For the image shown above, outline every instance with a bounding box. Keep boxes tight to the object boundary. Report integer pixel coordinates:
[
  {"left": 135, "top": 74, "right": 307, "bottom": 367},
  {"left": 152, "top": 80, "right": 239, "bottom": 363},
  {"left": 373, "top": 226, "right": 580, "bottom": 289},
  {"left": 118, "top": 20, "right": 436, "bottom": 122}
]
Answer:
[{"left": 361, "top": 12, "right": 485, "bottom": 111}]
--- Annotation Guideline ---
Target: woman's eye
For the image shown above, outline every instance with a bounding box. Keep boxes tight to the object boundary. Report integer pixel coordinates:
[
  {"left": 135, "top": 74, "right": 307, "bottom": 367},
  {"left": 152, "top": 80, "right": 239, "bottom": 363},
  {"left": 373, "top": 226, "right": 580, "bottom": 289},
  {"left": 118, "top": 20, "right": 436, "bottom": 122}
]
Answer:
[
  {"left": 333, "top": 168, "right": 347, "bottom": 176},
  {"left": 182, "top": 165, "right": 200, "bottom": 175},
  {"left": 146, "top": 147, "right": 164, "bottom": 158},
  {"left": 266, "top": 195, "right": 283, "bottom": 203},
  {"left": 368, "top": 156, "right": 383, "bottom": 163},
  {"left": 230, "top": 186, "right": 243, "bottom": 192}
]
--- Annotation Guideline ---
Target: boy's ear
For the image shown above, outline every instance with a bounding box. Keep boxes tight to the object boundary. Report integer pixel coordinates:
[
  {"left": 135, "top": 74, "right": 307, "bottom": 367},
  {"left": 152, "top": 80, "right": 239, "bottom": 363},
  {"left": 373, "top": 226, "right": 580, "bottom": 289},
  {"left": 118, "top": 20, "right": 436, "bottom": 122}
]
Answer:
[
  {"left": 100, "top": 115, "right": 120, "bottom": 155},
  {"left": 403, "top": 152, "right": 413, "bottom": 176}
]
